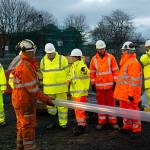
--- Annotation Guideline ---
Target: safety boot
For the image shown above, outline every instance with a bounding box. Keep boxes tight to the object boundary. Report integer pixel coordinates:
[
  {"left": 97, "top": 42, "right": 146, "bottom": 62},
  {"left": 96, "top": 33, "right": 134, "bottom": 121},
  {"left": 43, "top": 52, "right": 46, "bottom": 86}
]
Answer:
[
  {"left": 144, "top": 107, "right": 150, "bottom": 112},
  {"left": 120, "top": 125, "right": 132, "bottom": 133},
  {"left": 78, "top": 125, "right": 85, "bottom": 134},
  {"left": 46, "top": 123, "right": 55, "bottom": 130},
  {"left": 96, "top": 124, "right": 104, "bottom": 130},
  {"left": 46, "top": 115, "right": 56, "bottom": 130},
  {"left": 0, "top": 122, "right": 7, "bottom": 127},
  {"left": 60, "top": 125, "right": 68, "bottom": 129},
  {"left": 129, "top": 132, "right": 142, "bottom": 139},
  {"left": 112, "top": 124, "right": 119, "bottom": 130},
  {"left": 132, "top": 124, "right": 141, "bottom": 133},
  {"left": 73, "top": 125, "right": 85, "bottom": 135}
]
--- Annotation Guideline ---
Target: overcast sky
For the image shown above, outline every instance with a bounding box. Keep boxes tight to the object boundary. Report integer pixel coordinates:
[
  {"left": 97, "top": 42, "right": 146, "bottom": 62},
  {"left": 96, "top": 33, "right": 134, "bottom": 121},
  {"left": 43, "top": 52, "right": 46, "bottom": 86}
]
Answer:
[{"left": 25, "top": 0, "right": 150, "bottom": 39}]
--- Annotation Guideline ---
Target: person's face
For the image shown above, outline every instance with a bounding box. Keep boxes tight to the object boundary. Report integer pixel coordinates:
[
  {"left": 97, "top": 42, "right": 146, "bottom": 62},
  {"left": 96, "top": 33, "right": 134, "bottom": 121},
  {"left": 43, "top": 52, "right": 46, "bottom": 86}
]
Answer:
[
  {"left": 47, "top": 52, "right": 56, "bottom": 60},
  {"left": 24, "top": 51, "right": 35, "bottom": 59},
  {"left": 96, "top": 48, "right": 106, "bottom": 55},
  {"left": 121, "top": 49, "right": 128, "bottom": 55},
  {"left": 145, "top": 46, "right": 150, "bottom": 52},
  {"left": 71, "top": 56, "right": 78, "bottom": 63}
]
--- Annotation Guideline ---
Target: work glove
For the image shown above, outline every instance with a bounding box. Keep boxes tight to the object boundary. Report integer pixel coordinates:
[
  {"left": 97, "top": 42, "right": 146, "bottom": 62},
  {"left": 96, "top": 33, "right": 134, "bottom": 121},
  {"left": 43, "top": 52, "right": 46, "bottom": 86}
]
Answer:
[
  {"left": 1, "top": 91, "right": 5, "bottom": 94},
  {"left": 47, "top": 97, "right": 55, "bottom": 106},
  {"left": 92, "top": 84, "right": 96, "bottom": 92},
  {"left": 138, "top": 101, "right": 142, "bottom": 108},
  {"left": 113, "top": 82, "right": 116, "bottom": 91},
  {"left": 81, "top": 67, "right": 87, "bottom": 74},
  {"left": 128, "top": 96, "right": 134, "bottom": 101},
  {"left": 116, "top": 99, "right": 120, "bottom": 106},
  {"left": 146, "top": 50, "right": 150, "bottom": 56},
  {"left": 81, "top": 67, "right": 85, "bottom": 72},
  {"left": 138, "top": 101, "right": 144, "bottom": 111}
]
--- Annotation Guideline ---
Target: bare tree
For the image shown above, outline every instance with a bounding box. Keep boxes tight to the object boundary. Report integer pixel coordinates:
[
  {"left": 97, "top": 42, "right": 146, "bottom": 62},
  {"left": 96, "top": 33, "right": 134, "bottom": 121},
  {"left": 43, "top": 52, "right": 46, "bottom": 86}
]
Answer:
[
  {"left": 0, "top": 0, "right": 34, "bottom": 56},
  {"left": 38, "top": 10, "right": 57, "bottom": 27},
  {"left": 64, "top": 14, "right": 89, "bottom": 44},
  {"left": 91, "top": 9, "right": 144, "bottom": 61},
  {"left": 131, "top": 32, "right": 145, "bottom": 43},
  {"left": 64, "top": 14, "right": 88, "bottom": 32},
  {"left": 0, "top": 0, "right": 57, "bottom": 33},
  {"left": 0, "top": 0, "right": 57, "bottom": 57},
  {"left": 91, "top": 9, "right": 135, "bottom": 49},
  {"left": 0, "top": 0, "right": 19, "bottom": 56}
]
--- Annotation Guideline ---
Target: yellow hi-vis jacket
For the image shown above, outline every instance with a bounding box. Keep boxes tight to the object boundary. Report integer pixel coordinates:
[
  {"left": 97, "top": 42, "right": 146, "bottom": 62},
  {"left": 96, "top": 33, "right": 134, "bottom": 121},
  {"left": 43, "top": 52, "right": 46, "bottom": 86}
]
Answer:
[
  {"left": 8, "top": 73, "right": 14, "bottom": 89},
  {"left": 40, "top": 52, "right": 69, "bottom": 94},
  {"left": 0, "top": 64, "right": 7, "bottom": 93},
  {"left": 140, "top": 52, "right": 150, "bottom": 89},
  {"left": 68, "top": 60, "right": 90, "bottom": 97}
]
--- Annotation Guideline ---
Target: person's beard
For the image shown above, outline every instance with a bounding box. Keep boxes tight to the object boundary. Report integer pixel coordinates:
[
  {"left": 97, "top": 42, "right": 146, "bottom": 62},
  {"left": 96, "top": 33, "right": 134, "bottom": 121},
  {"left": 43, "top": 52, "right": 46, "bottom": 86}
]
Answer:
[{"left": 97, "top": 50, "right": 105, "bottom": 58}]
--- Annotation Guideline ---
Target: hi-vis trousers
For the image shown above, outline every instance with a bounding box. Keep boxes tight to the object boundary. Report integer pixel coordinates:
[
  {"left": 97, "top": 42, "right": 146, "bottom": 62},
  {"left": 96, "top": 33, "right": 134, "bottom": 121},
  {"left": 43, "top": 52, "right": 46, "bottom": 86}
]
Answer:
[
  {"left": 0, "top": 91, "right": 5, "bottom": 124},
  {"left": 72, "top": 96, "right": 87, "bottom": 126},
  {"left": 146, "top": 88, "right": 150, "bottom": 106},
  {"left": 15, "top": 107, "right": 37, "bottom": 150},
  {"left": 120, "top": 101, "right": 141, "bottom": 133},
  {"left": 47, "top": 93, "right": 68, "bottom": 126},
  {"left": 96, "top": 88, "right": 117, "bottom": 125}
]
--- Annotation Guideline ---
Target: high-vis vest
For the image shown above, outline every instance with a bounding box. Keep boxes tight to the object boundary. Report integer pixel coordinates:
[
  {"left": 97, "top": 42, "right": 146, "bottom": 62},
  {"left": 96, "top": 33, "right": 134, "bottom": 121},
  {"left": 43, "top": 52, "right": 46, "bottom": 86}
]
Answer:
[
  {"left": 90, "top": 52, "right": 119, "bottom": 90},
  {"left": 68, "top": 60, "right": 90, "bottom": 97},
  {"left": 0, "top": 64, "right": 7, "bottom": 92},
  {"left": 140, "top": 53, "right": 150, "bottom": 89},
  {"left": 8, "top": 73, "right": 14, "bottom": 89},
  {"left": 0, "top": 64, "right": 7, "bottom": 123},
  {"left": 114, "top": 54, "right": 142, "bottom": 103},
  {"left": 40, "top": 52, "right": 69, "bottom": 94}
]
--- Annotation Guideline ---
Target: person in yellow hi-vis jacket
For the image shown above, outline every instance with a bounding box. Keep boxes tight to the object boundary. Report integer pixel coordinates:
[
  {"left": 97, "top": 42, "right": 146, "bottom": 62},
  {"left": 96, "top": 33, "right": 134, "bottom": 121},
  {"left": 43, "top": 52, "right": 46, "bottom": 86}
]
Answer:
[
  {"left": 67, "top": 49, "right": 90, "bottom": 135},
  {"left": 140, "top": 40, "right": 150, "bottom": 111},
  {"left": 40, "top": 43, "right": 69, "bottom": 129},
  {"left": 0, "top": 63, "right": 7, "bottom": 127}
]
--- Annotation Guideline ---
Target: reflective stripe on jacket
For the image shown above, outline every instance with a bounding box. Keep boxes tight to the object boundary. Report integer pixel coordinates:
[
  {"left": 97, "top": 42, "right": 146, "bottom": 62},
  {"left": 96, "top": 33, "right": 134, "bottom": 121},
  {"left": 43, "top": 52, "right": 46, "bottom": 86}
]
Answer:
[
  {"left": 68, "top": 60, "right": 90, "bottom": 97},
  {"left": 0, "top": 64, "right": 7, "bottom": 92},
  {"left": 8, "top": 73, "right": 14, "bottom": 89},
  {"left": 140, "top": 53, "right": 150, "bottom": 89},
  {"left": 114, "top": 53, "right": 142, "bottom": 103},
  {"left": 90, "top": 52, "right": 119, "bottom": 90},
  {"left": 40, "top": 52, "right": 69, "bottom": 94}
]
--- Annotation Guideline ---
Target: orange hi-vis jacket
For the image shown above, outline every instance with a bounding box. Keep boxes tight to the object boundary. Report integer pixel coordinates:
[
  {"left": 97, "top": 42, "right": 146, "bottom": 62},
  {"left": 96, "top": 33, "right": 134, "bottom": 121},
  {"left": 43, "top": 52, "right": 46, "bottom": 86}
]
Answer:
[
  {"left": 90, "top": 52, "right": 119, "bottom": 90},
  {"left": 11, "top": 54, "right": 50, "bottom": 109},
  {"left": 114, "top": 53, "right": 142, "bottom": 103}
]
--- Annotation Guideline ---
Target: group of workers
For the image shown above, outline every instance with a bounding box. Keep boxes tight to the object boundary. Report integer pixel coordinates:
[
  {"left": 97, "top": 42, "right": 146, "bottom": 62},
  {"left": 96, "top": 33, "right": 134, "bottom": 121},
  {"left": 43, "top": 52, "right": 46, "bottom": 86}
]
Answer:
[{"left": 0, "top": 38, "right": 150, "bottom": 150}]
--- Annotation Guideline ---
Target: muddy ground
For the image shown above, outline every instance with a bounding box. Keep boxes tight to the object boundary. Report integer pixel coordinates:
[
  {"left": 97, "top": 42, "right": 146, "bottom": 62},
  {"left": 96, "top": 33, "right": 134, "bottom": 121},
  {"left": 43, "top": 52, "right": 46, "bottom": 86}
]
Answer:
[{"left": 0, "top": 94, "right": 150, "bottom": 150}]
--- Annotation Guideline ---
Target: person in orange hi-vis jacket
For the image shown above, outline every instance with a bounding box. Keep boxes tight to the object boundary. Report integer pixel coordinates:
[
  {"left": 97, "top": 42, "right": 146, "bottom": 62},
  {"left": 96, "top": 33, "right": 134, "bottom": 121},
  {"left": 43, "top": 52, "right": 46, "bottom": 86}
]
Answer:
[
  {"left": 11, "top": 39, "right": 54, "bottom": 150},
  {"left": 90, "top": 40, "right": 119, "bottom": 130},
  {"left": 114, "top": 41, "right": 142, "bottom": 135}
]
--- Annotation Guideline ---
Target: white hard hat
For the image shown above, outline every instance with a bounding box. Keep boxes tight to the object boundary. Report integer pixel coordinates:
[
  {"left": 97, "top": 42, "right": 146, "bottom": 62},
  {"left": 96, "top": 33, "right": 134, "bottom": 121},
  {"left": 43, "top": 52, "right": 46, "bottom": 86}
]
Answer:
[
  {"left": 121, "top": 41, "right": 136, "bottom": 53},
  {"left": 45, "top": 43, "right": 55, "bottom": 53},
  {"left": 145, "top": 40, "right": 150, "bottom": 47},
  {"left": 96, "top": 40, "right": 106, "bottom": 49},
  {"left": 18, "top": 39, "right": 36, "bottom": 52},
  {"left": 70, "top": 48, "right": 83, "bottom": 57},
  {"left": 121, "top": 41, "right": 133, "bottom": 49}
]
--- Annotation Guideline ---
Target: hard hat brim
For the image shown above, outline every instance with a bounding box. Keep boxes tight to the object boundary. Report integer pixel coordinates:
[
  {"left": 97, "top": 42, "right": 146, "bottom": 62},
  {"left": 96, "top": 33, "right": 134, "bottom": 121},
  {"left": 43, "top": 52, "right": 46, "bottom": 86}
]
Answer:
[
  {"left": 25, "top": 48, "right": 36, "bottom": 52},
  {"left": 45, "top": 49, "right": 56, "bottom": 53},
  {"left": 96, "top": 46, "right": 106, "bottom": 49}
]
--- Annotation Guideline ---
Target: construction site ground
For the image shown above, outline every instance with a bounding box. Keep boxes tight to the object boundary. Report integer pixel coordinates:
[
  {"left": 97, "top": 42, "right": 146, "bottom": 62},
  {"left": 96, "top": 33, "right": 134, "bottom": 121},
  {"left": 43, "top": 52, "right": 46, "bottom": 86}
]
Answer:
[{"left": 0, "top": 94, "right": 150, "bottom": 150}]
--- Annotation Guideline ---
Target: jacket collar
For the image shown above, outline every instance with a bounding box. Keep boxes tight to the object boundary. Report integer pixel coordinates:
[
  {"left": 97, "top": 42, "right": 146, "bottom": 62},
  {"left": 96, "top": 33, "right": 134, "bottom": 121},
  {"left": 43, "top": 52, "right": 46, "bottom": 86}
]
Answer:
[
  {"left": 120, "top": 53, "right": 136, "bottom": 67},
  {"left": 95, "top": 51, "right": 109, "bottom": 59},
  {"left": 45, "top": 51, "right": 59, "bottom": 61},
  {"left": 21, "top": 53, "right": 38, "bottom": 71}
]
